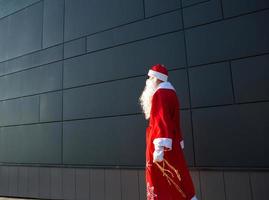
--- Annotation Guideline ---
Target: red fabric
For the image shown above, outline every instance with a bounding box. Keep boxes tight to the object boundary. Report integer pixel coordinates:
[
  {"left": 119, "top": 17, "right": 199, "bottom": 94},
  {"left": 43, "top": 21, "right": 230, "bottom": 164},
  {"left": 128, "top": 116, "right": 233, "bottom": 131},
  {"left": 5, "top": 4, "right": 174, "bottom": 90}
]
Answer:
[
  {"left": 151, "top": 64, "right": 168, "bottom": 76},
  {"left": 145, "top": 88, "right": 196, "bottom": 200}
]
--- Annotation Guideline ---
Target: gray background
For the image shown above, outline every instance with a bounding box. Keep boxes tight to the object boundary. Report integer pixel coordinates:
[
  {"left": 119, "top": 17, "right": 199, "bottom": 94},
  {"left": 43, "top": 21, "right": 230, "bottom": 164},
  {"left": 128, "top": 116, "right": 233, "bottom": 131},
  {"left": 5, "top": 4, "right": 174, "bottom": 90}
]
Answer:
[{"left": 0, "top": 0, "right": 268, "bottom": 169}]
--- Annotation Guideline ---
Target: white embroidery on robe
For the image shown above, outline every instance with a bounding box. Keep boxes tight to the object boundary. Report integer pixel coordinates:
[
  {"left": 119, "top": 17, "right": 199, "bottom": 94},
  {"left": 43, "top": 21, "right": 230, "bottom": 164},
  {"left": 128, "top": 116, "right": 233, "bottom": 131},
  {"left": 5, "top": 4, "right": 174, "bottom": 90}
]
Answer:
[
  {"left": 146, "top": 160, "right": 152, "bottom": 169},
  {"left": 147, "top": 182, "right": 157, "bottom": 200}
]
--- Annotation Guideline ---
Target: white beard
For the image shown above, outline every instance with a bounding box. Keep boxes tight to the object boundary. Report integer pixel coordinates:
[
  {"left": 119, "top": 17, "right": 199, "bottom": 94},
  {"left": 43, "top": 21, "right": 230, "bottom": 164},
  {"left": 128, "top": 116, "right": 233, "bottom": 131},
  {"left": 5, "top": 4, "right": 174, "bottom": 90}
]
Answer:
[{"left": 139, "top": 79, "right": 158, "bottom": 120}]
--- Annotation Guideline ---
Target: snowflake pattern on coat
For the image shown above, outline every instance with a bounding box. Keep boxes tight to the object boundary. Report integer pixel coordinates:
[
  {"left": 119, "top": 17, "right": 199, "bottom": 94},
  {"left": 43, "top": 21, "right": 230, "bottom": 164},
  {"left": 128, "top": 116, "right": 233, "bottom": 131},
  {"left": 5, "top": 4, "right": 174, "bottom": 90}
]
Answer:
[{"left": 147, "top": 182, "right": 157, "bottom": 200}]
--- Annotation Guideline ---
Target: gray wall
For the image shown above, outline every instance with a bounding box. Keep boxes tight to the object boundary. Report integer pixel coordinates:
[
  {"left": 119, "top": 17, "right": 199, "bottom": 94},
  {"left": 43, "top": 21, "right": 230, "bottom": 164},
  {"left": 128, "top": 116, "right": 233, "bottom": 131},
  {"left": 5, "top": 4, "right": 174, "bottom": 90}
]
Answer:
[
  {"left": 1, "top": 165, "right": 269, "bottom": 200},
  {"left": 0, "top": 0, "right": 269, "bottom": 169}
]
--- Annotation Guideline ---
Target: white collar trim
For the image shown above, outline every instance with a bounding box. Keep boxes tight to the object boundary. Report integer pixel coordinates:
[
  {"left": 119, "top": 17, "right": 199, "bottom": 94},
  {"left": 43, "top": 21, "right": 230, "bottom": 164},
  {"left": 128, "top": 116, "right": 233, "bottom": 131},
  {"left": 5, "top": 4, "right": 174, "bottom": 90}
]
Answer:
[{"left": 156, "top": 81, "right": 175, "bottom": 91}]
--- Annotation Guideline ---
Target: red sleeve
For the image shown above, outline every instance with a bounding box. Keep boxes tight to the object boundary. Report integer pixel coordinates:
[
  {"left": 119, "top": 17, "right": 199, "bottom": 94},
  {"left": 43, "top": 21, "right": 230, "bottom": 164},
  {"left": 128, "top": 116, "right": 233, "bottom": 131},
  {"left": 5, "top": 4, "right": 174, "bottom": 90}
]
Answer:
[{"left": 150, "top": 90, "right": 174, "bottom": 143}]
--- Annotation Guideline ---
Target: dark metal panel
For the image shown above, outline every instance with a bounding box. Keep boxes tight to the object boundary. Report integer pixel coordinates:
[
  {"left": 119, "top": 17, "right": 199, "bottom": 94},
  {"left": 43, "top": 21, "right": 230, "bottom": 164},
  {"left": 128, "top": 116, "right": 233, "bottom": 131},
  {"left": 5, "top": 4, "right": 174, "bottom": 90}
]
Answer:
[
  {"left": 0, "top": 128, "right": 3, "bottom": 161},
  {"left": 1, "top": 122, "right": 62, "bottom": 163},
  {"left": 1, "top": 126, "right": 23, "bottom": 163},
  {"left": 0, "top": 61, "right": 62, "bottom": 100},
  {"left": 40, "top": 91, "right": 62, "bottom": 122},
  {"left": 181, "top": 110, "right": 195, "bottom": 166},
  {"left": 86, "top": 10, "right": 182, "bottom": 52},
  {"left": 64, "top": 37, "right": 86, "bottom": 59},
  {"left": 0, "top": 62, "right": 7, "bottom": 76},
  {"left": 20, "top": 61, "right": 62, "bottom": 96},
  {"left": 0, "top": 95, "right": 39, "bottom": 126},
  {"left": 182, "top": 0, "right": 206, "bottom": 7},
  {"left": 65, "top": 32, "right": 186, "bottom": 88},
  {"left": 0, "top": 96, "right": 39, "bottom": 126},
  {"left": 20, "top": 96, "right": 40, "bottom": 124},
  {"left": 0, "top": 128, "right": 7, "bottom": 162},
  {"left": 144, "top": 0, "right": 180, "bottom": 17},
  {"left": 63, "top": 115, "right": 146, "bottom": 166},
  {"left": 169, "top": 69, "right": 190, "bottom": 109},
  {"left": 7, "top": 1, "right": 42, "bottom": 59},
  {"left": 193, "top": 102, "right": 269, "bottom": 167},
  {"left": 0, "top": 0, "right": 40, "bottom": 19},
  {"left": 30, "top": 45, "right": 63, "bottom": 68},
  {"left": 0, "top": 72, "right": 22, "bottom": 100},
  {"left": 183, "top": 0, "right": 223, "bottom": 28},
  {"left": 189, "top": 62, "right": 234, "bottom": 107},
  {"left": 0, "top": 99, "right": 21, "bottom": 126},
  {"left": 43, "top": 0, "right": 64, "bottom": 48},
  {"left": 2, "top": 44, "right": 63, "bottom": 76},
  {"left": 64, "top": 0, "right": 144, "bottom": 41},
  {"left": 185, "top": 10, "right": 269, "bottom": 66},
  {"left": 232, "top": 54, "right": 269, "bottom": 103},
  {"left": 0, "top": 18, "right": 8, "bottom": 62},
  {"left": 63, "top": 77, "right": 144, "bottom": 120},
  {"left": 222, "top": 0, "right": 269, "bottom": 17}
]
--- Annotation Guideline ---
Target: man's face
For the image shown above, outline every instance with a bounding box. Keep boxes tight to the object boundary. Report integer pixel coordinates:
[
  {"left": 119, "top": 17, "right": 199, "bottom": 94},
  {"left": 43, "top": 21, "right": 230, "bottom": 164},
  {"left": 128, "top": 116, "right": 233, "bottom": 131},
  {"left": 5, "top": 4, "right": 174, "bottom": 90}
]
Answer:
[
  {"left": 148, "top": 76, "right": 155, "bottom": 81},
  {"left": 146, "top": 76, "right": 158, "bottom": 88}
]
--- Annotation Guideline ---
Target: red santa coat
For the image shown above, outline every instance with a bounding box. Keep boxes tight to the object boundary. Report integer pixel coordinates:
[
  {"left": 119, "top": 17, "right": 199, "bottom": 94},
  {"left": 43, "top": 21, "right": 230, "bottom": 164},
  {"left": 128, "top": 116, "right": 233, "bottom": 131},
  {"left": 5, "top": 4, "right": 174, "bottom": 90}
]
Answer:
[{"left": 146, "top": 82, "right": 196, "bottom": 200}]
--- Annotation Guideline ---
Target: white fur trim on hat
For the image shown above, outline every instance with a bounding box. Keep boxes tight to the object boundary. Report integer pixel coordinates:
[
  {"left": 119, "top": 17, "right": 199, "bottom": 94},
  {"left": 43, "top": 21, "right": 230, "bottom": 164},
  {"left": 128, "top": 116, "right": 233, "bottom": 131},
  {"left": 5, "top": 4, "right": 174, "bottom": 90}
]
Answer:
[{"left": 148, "top": 69, "right": 168, "bottom": 82}]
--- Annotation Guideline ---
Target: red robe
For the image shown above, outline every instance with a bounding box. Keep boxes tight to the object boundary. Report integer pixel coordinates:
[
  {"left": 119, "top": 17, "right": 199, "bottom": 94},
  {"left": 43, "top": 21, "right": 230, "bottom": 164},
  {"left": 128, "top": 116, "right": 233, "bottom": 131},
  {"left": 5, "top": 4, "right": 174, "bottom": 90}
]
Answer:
[{"left": 145, "top": 82, "right": 197, "bottom": 200}]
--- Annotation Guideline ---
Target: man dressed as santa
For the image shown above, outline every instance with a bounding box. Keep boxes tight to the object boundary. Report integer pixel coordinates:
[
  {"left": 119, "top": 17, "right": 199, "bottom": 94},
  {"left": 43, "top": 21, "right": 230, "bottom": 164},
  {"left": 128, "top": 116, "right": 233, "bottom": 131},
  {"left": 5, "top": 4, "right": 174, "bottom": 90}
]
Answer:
[{"left": 139, "top": 64, "right": 198, "bottom": 200}]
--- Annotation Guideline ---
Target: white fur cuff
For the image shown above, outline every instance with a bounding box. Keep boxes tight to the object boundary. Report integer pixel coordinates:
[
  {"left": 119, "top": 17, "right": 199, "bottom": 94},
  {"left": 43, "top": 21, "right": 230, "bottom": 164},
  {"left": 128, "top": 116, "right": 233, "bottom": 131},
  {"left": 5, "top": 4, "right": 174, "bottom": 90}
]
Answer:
[
  {"left": 180, "top": 140, "right": 184, "bottom": 149},
  {"left": 153, "top": 138, "right": 172, "bottom": 150},
  {"left": 153, "top": 149, "right": 164, "bottom": 162}
]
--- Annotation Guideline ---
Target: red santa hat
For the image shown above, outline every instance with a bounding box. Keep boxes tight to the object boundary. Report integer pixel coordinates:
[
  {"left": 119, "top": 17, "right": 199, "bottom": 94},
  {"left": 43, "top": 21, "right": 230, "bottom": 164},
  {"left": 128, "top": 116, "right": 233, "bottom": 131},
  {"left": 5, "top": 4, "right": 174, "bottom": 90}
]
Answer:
[{"left": 148, "top": 64, "right": 168, "bottom": 82}]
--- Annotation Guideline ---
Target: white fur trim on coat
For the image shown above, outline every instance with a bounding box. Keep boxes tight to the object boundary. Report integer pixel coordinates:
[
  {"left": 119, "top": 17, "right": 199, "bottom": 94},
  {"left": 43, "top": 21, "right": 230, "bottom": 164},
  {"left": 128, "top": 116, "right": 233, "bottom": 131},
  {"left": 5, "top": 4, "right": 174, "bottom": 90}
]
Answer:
[
  {"left": 148, "top": 70, "right": 168, "bottom": 82},
  {"left": 191, "top": 195, "right": 198, "bottom": 200},
  {"left": 180, "top": 140, "right": 184, "bottom": 149},
  {"left": 153, "top": 147, "right": 164, "bottom": 162},
  {"left": 157, "top": 81, "right": 175, "bottom": 91},
  {"left": 153, "top": 138, "right": 172, "bottom": 162},
  {"left": 153, "top": 138, "right": 172, "bottom": 150}
]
